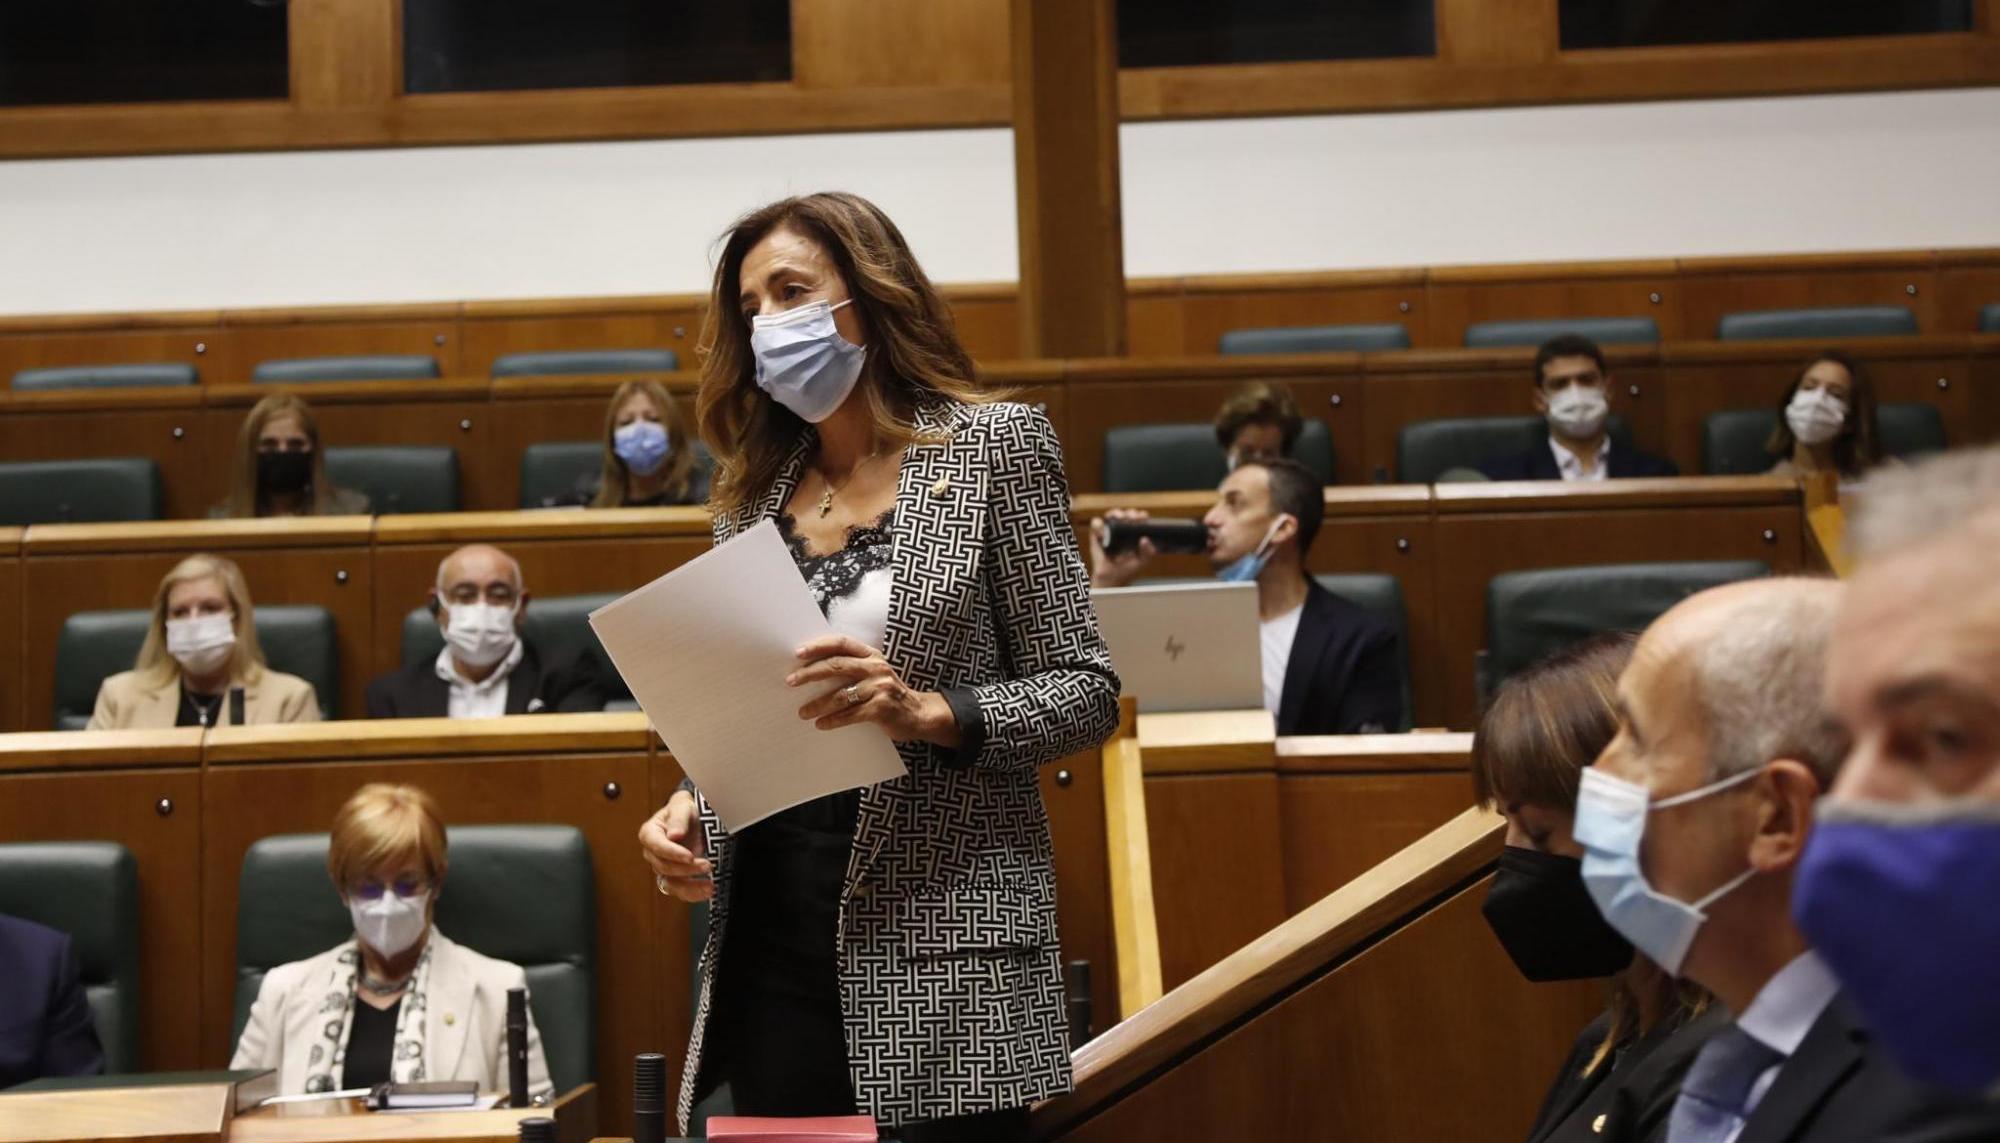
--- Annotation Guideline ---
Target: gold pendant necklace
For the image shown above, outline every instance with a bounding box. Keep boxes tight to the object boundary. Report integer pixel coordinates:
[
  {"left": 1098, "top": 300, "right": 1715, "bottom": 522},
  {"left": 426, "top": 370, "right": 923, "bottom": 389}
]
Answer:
[{"left": 814, "top": 450, "right": 878, "bottom": 518}]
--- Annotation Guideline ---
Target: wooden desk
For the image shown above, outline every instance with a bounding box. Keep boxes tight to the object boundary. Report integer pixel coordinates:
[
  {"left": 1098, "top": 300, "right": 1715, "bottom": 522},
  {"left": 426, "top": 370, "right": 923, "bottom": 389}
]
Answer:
[
  {"left": 0, "top": 1082, "right": 232, "bottom": 1143},
  {"left": 230, "top": 1083, "right": 595, "bottom": 1143},
  {"left": 0, "top": 526, "right": 20, "bottom": 731}
]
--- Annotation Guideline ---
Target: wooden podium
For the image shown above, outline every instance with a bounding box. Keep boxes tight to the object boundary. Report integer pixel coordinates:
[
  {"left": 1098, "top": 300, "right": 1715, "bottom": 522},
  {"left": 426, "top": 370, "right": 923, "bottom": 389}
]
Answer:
[{"left": 0, "top": 1083, "right": 597, "bottom": 1143}]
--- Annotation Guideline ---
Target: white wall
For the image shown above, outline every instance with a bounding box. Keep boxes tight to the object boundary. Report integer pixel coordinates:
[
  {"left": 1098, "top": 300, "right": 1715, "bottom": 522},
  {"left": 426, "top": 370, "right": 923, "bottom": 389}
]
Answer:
[{"left": 2, "top": 87, "right": 1996, "bottom": 316}]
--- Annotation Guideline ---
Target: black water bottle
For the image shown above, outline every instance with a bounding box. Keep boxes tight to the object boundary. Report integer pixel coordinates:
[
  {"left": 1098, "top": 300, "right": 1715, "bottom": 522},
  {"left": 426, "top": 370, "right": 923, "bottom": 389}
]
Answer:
[
  {"left": 506, "top": 987, "right": 530, "bottom": 1108},
  {"left": 633, "top": 1052, "right": 668, "bottom": 1143}
]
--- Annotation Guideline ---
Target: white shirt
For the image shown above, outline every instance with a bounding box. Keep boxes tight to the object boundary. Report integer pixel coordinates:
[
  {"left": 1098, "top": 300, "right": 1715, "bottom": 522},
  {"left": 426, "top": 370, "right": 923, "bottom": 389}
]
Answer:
[
  {"left": 1726, "top": 950, "right": 1843, "bottom": 1140},
  {"left": 1548, "top": 435, "right": 1611, "bottom": 482},
  {"left": 1260, "top": 603, "right": 1305, "bottom": 718},
  {"left": 434, "top": 639, "right": 524, "bottom": 719},
  {"left": 826, "top": 567, "right": 893, "bottom": 652}
]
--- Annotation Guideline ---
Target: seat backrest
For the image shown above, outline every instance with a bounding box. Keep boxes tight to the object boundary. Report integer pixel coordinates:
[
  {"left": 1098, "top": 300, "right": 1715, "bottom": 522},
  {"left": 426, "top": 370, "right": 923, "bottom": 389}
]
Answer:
[
  {"left": 234, "top": 827, "right": 595, "bottom": 1094},
  {"left": 490, "top": 349, "right": 679, "bottom": 378},
  {"left": 0, "top": 458, "right": 162, "bottom": 525},
  {"left": 1484, "top": 560, "right": 1770, "bottom": 694},
  {"left": 252, "top": 355, "right": 441, "bottom": 384},
  {"left": 53, "top": 605, "right": 338, "bottom": 727},
  {"left": 1462, "top": 316, "right": 1661, "bottom": 348},
  {"left": 0, "top": 842, "right": 141, "bottom": 1074},
  {"left": 1311, "top": 573, "right": 1413, "bottom": 732},
  {"left": 401, "top": 592, "right": 623, "bottom": 671},
  {"left": 1102, "top": 421, "right": 1335, "bottom": 493},
  {"left": 323, "top": 446, "right": 460, "bottom": 514},
  {"left": 1702, "top": 402, "right": 1950, "bottom": 474},
  {"left": 1395, "top": 415, "right": 1634, "bottom": 484},
  {"left": 518, "top": 441, "right": 604, "bottom": 508},
  {"left": 1979, "top": 303, "right": 2000, "bottom": 333},
  {"left": 1217, "top": 323, "right": 1411, "bottom": 354},
  {"left": 1877, "top": 402, "right": 1948, "bottom": 459},
  {"left": 11, "top": 363, "right": 198, "bottom": 391},
  {"left": 1715, "top": 305, "right": 1918, "bottom": 341}
]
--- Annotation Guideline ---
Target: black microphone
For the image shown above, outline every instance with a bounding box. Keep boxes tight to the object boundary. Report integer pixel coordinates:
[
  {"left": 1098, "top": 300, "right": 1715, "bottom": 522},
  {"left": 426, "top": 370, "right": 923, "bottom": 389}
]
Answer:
[
  {"left": 516, "top": 1116, "right": 557, "bottom": 1143},
  {"left": 1064, "top": 960, "right": 1094, "bottom": 1049},
  {"left": 228, "top": 686, "right": 246, "bottom": 727},
  {"left": 633, "top": 1052, "right": 667, "bottom": 1143},
  {"left": 506, "top": 987, "right": 530, "bottom": 1108}
]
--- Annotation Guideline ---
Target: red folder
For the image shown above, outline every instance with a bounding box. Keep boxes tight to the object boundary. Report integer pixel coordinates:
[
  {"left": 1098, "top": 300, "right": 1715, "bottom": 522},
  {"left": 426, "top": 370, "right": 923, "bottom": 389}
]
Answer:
[{"left": 704, "top": 1115, "right": 879, "bottom": 1142}]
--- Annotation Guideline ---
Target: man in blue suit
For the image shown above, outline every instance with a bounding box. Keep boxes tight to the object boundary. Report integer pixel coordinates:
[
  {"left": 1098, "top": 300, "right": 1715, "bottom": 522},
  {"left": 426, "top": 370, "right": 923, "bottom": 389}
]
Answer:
[
  {"left": 1479, "top": 334, "right": 1679, "bottom": 481},
  {"left": 0, "top": 913, "right": 105, "bottom": 1089}
]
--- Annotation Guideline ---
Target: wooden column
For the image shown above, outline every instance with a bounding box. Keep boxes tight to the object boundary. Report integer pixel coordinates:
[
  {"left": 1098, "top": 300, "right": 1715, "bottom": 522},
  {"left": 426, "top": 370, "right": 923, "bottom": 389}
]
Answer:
[
  {"left": 1011, "top": 0, "right": 1127, "bottom": 358},
  {"left": 289, "top": 0, "right": 399, "bottom": 112}
]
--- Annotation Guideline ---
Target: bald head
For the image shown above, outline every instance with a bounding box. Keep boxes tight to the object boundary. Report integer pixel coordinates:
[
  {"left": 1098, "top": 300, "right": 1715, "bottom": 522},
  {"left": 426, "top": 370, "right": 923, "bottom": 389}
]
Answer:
[{"left": 435, "top": 544, "right": 524, "bottom": 603}]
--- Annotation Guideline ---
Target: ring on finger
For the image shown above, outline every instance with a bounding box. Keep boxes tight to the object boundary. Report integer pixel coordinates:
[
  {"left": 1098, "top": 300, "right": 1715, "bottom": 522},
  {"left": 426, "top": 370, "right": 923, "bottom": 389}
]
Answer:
[
  {"left": 843, "top": 684, "right": 864, "bottom": 707},
  {"left": 655, "top": 874, "right": 672, "bottom": 896}
]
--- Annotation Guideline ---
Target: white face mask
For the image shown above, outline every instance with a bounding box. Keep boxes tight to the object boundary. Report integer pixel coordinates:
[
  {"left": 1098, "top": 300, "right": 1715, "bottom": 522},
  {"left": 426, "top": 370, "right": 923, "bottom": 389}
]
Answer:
[
  {"left": 1785, "top": 387, "right": 1848, "bottom": 447},
  {"left": 442, "top": 601, "right": 518, "bottom": 670},
  {"left": 350, "top": 890, "right": 431, "bottom": 959},
  {"left": 166, "top": 612, "right": 236, "bottom": 677},
  {"left": 1547, "top": 385, "right": 1610, "bottom": 442}
]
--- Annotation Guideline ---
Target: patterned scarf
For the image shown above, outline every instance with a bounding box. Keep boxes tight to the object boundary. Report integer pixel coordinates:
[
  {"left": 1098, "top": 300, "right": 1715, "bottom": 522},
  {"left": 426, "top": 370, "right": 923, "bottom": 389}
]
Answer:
[{"left": 302, "top": 937, "right": 436, "bottom": 1094}]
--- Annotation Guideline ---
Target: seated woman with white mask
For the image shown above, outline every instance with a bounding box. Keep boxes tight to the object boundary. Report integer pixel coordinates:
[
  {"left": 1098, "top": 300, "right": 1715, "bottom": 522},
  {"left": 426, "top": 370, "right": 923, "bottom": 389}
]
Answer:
[
  {"left": 232, "top": 782, "right": 553, "bottom": 1099},
  {"left": 86, "top": 553, "right": 320, "bottom": 729},
  {"left": 1764, "top": 351, "right": 1884, "bottom": 480}
]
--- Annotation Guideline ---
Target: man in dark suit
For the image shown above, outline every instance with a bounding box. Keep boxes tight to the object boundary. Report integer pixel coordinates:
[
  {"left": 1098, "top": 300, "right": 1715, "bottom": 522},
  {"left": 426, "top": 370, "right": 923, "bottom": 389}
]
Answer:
[
  {"left": 366, "top": 544, "right": 592, "bottom": 718},
  {"left": 0, "top": 912, "right": 105, "bottom": 1089},
  {"left": 1090, "top": 457, "right": 1403, "bottom": 734},
  {"left": 1586, "top": 577, "right": 2000, "bottom": 1143},
  {"left": 1479, "top": 334, "right": 1679, "bottom": 481}
]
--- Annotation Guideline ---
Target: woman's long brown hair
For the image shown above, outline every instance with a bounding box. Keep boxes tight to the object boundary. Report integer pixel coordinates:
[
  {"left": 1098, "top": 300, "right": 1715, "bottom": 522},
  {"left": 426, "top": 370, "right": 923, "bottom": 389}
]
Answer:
[
  {"left": 591, "top": 379, "right": 699, "bottom": 507},
  {"left": 696, "top": 192, "right": 993, "bottom": 515},
  {"left": 222, "top": 393, "right": 339, "bottom": 518}
]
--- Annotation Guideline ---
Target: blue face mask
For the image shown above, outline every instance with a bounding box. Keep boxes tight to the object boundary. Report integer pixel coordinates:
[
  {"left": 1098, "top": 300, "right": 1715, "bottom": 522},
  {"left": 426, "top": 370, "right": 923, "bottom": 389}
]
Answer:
[
  {"left": 750, "top": 298, "right": 866, "bottom": 423},
  {"left": 613, "top": 419, "right": 670, "bottom": 476},
  {"left": 1794, "top": 799, "right": 2000, "bottom": 1095},
  {"left": 1573, "top": 765, "right": 1762, "bottom": 976},
  {"left": 1217, "top": 515, "right": 1289, "bottom": 583}
]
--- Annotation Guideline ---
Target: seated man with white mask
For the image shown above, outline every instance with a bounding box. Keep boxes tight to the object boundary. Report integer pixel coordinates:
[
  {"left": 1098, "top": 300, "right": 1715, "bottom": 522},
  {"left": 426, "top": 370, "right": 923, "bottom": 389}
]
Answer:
[
  {"left": 1578, "top": 577, "right": 2000, "bottom": 1143},
  {"left": 366, "top": 544, "right": 584, "bottom": 719},
  {"left": 1090, "top": 457, "right": 1401, "bottom": 734},
  {"left": 1479, "top": 335, "right": 1678, "bottom": 481}
]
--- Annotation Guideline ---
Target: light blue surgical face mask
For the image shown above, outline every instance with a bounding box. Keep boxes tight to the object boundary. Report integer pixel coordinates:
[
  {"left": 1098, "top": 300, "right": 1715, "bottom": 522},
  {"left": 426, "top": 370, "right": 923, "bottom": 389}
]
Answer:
[
  {"left": 750, "top": 298, "right": 866, "bottom": 423},
  {"left": 1573, "top": 764, "right": 1763, "bottom": 976},
  {"left": 613, "top": 419, "right": 670, "bottom": 476},
  {"left": 1217, "top": 515, "right": 1290, "bottom": 583}
]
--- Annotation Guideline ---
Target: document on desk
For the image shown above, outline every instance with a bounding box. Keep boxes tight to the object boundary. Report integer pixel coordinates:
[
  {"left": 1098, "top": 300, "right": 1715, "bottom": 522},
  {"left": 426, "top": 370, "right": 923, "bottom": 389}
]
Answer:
[{"left": 589, "top": 518, "right": 906, "bottom": 831}]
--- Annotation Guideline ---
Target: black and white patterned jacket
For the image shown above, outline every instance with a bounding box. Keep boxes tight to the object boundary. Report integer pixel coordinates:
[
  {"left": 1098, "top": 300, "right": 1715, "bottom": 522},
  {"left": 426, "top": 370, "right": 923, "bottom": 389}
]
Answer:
[{"left": 678, "top": 398, "right": 1120, "bottom": 1130}]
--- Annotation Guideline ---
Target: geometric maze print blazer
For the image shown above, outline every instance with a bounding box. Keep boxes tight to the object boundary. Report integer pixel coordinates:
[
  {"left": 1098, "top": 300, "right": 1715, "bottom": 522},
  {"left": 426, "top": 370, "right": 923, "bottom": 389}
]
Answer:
[{"left": 679, "top": 398, "right": 1121, "bottom": 1130}]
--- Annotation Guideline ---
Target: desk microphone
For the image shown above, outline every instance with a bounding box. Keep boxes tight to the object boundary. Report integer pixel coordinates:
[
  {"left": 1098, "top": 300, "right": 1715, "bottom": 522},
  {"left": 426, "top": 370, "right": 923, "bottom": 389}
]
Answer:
[
  {"left": 516, "top": 1116, "right": 556, "bottom": 1143},
  {"left": 228, "top": 686, "right": 246, "bottom": 727},
  {"left": 506, "top": 987, "right": 530, "bottom": 1108},
  {"left": 633, "top": 1052, "right": 667, "bottom": 1143}
]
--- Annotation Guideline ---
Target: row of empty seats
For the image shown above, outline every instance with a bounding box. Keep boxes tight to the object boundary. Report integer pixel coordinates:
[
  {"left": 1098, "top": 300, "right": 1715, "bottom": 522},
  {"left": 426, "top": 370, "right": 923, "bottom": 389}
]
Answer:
[{"left": 8, "top": 348, "right": 681, "bottom": 391}]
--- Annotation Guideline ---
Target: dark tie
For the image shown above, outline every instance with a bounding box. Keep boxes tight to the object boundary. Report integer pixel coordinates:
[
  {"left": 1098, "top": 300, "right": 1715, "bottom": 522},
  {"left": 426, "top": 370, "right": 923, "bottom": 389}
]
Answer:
[{"left": 1667, "top": 1023, "right": 1785, "bottom": 1143}]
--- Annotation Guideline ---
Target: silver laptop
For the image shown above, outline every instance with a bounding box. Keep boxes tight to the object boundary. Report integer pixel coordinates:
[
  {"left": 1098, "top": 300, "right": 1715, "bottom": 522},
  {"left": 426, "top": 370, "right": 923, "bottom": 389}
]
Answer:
[{"left": 1092, "top": 581, "right": 1264, "bottom": 713}]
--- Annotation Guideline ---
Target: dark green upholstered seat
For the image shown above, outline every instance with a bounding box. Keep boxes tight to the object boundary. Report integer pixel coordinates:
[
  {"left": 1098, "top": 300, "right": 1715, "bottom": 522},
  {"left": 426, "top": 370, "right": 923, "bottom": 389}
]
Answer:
[
  {"left": 0, "top": 842, "right": 141, "bottom": 1073},
  {"left": 1102, "top": 420, "right": 1336, "bottom": 493},
  {"left": 1702, "top": 403, "right": 1949, "bottom": 475},
  {"left": 1462, "top": 316, "right": 1660, "bottom": 348},
  {"left": 1395, "top": 415, "right": 1634, "bottom": 485},
  {"left": 1218, "top": 323, "right": 1411, "bottom": 354},
  {"left": 1312, "top": 573, "right": 1413, "bottom": 732},
  {"left": 233, "top": 827, "right": 595, "bottom": 1094},
  {"left": 322, "top": 446, "right": 459, "bottom": 514},
  {"left": 1979, "top": 303, "right": 2000, "bottom": 333},
  {"left": 0, "top": 458, "right": 162, "bottom": 525},
  {"left": 11, "top": 364, "right": 197, "bottom": 391},
  {"left": 490, "top": 349, "right": 679, "bottom": 378},
  {"left": 1715, "top": 306, "right": 1917, "bottom": 341},
  {"left": 252, "top": 356, "right": 441, "bottom": 383},
  {"left": 1480, "top": 560, "right": 1770, "bottom": 703},
  {"left": 53, "top": 605, "right": 339, "bottom": 729},
  {"left": 518, "top": 442, "right": 604, "bottom": 508},
  {"left": 401, "top": 592, "right": 621, "bottom": 671}
]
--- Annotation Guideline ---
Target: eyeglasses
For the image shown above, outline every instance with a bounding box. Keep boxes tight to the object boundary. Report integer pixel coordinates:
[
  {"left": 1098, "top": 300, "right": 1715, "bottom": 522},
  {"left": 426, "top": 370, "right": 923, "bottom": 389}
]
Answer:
[{"left": 350, "top": 876, "right": 430, "bottom": 901}]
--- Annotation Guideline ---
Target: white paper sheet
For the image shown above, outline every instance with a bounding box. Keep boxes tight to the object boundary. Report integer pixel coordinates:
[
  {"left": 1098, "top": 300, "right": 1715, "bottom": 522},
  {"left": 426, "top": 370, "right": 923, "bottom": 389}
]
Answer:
[{"left": 587, "top": 518, "right": 907, "bottom": 831}]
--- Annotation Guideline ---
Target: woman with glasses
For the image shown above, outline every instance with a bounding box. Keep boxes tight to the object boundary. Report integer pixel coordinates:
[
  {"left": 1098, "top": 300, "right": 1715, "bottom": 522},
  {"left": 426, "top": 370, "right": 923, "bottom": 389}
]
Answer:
[{"left": 231, "top": 783, "right": 553, "bottom": 1099}]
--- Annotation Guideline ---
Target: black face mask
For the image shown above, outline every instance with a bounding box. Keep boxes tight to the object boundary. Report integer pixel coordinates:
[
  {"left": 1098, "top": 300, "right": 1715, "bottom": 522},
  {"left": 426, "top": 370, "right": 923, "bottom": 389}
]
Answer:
[
  {"left": 257, "top": 450, "right": 313, "bottom": 497},
  {"left": 1482, "top": 845, "right": 1634, "bottom": 983}
]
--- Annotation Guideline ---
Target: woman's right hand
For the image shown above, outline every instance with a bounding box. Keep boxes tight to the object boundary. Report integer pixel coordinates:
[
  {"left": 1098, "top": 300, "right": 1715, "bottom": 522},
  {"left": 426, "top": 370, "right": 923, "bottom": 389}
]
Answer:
[
  {"left": 1090, "top": 508, "right": 1157, "bottom": 588},
  {"left": 639, "top": 789, "right": 713, "bottom": 902}
]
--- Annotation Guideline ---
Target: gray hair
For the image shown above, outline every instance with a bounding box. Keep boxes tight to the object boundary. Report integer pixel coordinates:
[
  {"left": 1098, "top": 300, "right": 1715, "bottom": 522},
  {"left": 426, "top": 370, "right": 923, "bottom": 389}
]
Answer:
[
  {"left": 1848, "top": 444, "right": 2000, "bottom": 559},
  {"left": 1692, "top": 583, "right": 1847, "bottom": 787}
]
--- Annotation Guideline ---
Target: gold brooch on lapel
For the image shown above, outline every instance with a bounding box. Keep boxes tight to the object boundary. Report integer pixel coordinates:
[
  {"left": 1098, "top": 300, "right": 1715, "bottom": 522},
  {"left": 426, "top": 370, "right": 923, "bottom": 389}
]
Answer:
[
  {"left": 930, "top": 476, "right": 951, "bottom": 498},
  {"left": 443, "top": 1013, "right": 456, "bottom": 1026}
]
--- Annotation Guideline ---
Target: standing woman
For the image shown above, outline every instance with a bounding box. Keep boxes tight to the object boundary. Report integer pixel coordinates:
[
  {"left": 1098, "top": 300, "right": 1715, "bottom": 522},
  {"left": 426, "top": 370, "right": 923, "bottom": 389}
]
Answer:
[{"left": 637, "top": 193, "right": 1119, "bottom": 1142}]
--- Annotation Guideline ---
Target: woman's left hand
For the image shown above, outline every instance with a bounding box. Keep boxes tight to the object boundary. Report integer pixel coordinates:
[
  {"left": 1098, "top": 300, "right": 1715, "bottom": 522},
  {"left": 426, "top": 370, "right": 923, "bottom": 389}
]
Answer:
[{"left": 788, "top": 635, "right": 961, "bottom": 748}]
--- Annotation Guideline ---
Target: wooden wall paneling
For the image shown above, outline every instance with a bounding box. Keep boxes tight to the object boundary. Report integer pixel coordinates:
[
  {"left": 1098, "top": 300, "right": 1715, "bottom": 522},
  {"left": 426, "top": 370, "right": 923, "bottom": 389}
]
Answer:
[
  {"left": 288, "top": 0, "right": 397, "bottom": 112},
  {"left": 20, "top": 521, "right": 376, "bottom": 725},
  {"left": 0, "top": 532, "right": 19, "bottom": 732},
  {"left": 946, "top": 292, "right": 1025, "bottom": 364},
  {"left": 1936, "top": 250, "right": 2000, "bottom": 333},
  {"left": 370, "top": 511, "right": 714, "bottom": 679},
  {"left": 1141, "top": 773, "right": 1287, "bottom": 991},
  {"left": 1277, "top": 771, "right": 1477, "bottom": 913},
  {"left": 1675, "top": 252, "right": 1942, "bottom": 340},
  {"left": 644, "top": 749, "right": 696, "bottom": 1115},
  {"left": 0, "top": 325, "right": 221, "bottom": 386},
  {"left": 0, "top": 389, "right": 213, "bottom": 521},
  {"left": 1042, "top": 744, "right": 1118, "bottom": 1041},
  {"left": 456, "top": 305, "right": 698, "bottom": 380},
  {"left": 485, "top": 374, "right": 700, "bottom": 510},
  {"left": 0, "top": 761, "right": 205, "bottom": 1071},
  {"left": 1429, "top": 480, "right": 1805, "bottom": 728},
  {"left": 1435, "top": 0, "right": 1556, "bottom": 66},
  {"left": 1424, "top": 261, "right": 1681, "bottom": 346},
  {"left": 202, "top": 381, "right": 498, "bottom": 511},
  {"left": 211, "top": 309, "right": 464, "bottom": 386},
  {"left": 1123, "top": 286, "right": 1189, "bottom": 358},
  {"left": 1973, "top": 337, "right": 2000, "bottom": 447},
  {"left": 793, "top": 0, "right": 1011, "bottom": 88},
  {"left": 200, "top": 725, "right": 657, "bottom": 1133},
  {"left": 1049, "top": 881, "right": 1603, "bottom": 1143},
  {"left": 1169, "top": 271, "right": 1428, "bottom": 354}
]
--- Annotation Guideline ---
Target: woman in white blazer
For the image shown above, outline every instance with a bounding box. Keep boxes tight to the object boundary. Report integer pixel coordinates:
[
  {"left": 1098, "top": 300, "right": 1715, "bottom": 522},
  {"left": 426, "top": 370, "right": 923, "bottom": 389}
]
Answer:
[{"left": 230, "top": 783, "right": 552, "bottom": 1100}]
